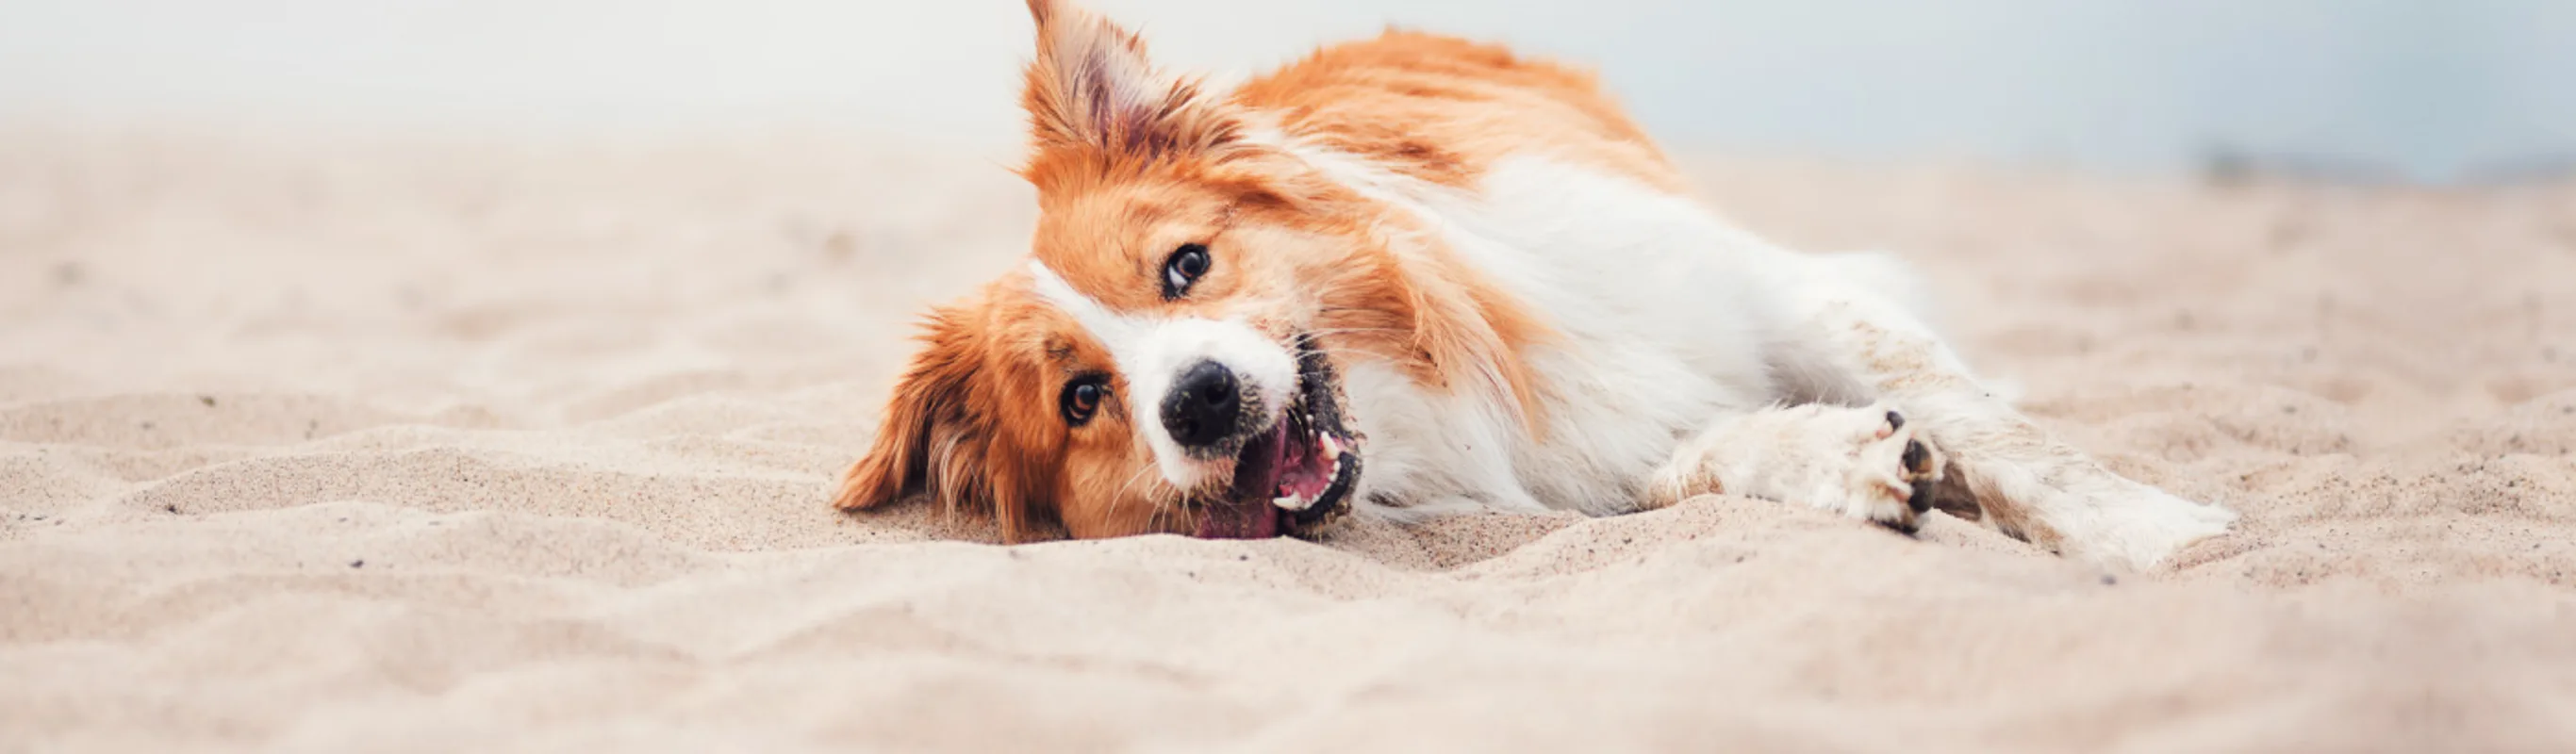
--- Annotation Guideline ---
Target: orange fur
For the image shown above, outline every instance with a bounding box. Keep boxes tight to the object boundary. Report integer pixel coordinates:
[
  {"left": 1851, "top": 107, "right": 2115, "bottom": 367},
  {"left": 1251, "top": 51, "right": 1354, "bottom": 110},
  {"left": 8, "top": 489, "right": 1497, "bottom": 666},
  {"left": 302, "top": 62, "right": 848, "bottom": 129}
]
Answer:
[
  {"left": 836, "top": 1, "right": 1677, "bottom": 538},
  {"left": 836, "top": 271, "right": 1221, "bottom": 542},
  {"left": 835, "top": 285, "right": 1040, "bottom": 541},
  {"left": 1231, "top": 30, "right": 1686, "bottom": 192}
]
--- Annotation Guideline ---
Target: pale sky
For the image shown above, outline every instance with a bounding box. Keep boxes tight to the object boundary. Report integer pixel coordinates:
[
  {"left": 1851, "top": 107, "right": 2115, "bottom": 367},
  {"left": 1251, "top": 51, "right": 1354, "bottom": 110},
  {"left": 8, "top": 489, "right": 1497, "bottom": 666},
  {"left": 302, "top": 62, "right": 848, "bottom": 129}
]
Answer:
[{"left": 2, "top": 0, "right": 2567, "bottom": 182}]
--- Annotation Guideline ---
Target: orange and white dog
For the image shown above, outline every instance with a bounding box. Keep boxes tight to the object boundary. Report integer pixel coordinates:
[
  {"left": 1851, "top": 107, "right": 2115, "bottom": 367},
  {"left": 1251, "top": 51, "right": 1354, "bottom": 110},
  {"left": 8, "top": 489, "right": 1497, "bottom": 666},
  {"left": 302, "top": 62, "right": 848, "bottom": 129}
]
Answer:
[{"left": 835, "top": 0, "right": 2237, "bottom": 570}]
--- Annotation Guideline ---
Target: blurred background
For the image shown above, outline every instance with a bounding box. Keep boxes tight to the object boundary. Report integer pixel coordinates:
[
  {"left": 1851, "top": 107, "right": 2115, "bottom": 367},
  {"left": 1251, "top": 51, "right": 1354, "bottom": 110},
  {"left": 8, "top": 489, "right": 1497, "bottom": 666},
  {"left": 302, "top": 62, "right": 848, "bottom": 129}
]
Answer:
[{"left": 4, "top": 0, "right": 2571, "bottom": 184}]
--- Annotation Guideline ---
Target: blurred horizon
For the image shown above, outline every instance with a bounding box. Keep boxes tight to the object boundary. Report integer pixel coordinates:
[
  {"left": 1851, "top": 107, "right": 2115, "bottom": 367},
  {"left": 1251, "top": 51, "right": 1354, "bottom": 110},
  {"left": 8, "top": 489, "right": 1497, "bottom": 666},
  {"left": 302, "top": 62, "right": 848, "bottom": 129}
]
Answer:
[{"left": 2, "top": 0, "right": 2568, "bottom": 184}]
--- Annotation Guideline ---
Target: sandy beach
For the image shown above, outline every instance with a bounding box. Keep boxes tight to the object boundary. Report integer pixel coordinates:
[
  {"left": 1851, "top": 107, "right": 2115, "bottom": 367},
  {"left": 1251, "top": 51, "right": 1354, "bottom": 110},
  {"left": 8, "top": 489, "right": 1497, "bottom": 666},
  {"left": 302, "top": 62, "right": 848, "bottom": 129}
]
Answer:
[{"left": 5, "top": 127, "right": 2574, "bottom": 751}]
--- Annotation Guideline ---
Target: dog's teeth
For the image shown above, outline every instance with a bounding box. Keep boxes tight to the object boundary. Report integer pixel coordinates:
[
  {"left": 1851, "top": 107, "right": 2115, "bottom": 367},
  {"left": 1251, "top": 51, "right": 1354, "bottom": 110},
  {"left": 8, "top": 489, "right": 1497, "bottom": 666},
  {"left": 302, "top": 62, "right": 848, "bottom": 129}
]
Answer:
[
  {"left": 1274, "top": 489, "right": 1321, "bottom": 511},
  {"left": 1319, "top": 435, "right": 1340, "bottom": 458}
]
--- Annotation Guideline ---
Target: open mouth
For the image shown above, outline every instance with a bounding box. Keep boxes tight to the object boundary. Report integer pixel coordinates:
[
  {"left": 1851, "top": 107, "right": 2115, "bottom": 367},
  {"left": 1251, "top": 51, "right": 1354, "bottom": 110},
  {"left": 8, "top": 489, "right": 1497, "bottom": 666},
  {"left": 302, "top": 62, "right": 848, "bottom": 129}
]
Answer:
[{"left": 1192, "top": 342, "right": 1362, "bottom": 539}]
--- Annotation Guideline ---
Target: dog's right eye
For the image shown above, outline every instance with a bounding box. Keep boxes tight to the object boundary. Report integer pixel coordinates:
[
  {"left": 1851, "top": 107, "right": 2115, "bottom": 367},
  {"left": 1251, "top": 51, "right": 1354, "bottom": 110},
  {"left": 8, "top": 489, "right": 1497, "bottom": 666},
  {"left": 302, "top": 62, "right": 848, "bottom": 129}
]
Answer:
[
  {"left": 1060, "top": 377, "right": 1108, "bottom": 426},
  {"left": 1162, "top": 243, "right": 1211, "bottom": 299}
]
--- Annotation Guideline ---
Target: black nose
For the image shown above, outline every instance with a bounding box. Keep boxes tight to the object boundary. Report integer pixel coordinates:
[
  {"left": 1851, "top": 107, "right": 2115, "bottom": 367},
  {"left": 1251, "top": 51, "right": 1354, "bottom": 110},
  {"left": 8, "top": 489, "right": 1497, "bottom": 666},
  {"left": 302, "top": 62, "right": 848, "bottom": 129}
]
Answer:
[{"left": 1160, "top": 361, "right": 1241, "bottom": 450}]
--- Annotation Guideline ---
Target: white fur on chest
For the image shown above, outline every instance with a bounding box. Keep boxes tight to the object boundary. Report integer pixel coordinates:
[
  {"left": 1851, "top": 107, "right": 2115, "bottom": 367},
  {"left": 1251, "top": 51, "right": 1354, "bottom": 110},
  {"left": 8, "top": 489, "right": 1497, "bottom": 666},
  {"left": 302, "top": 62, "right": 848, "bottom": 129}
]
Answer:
[{"left": 1288, "top": 145, "right": 1811, "bottom": 517}]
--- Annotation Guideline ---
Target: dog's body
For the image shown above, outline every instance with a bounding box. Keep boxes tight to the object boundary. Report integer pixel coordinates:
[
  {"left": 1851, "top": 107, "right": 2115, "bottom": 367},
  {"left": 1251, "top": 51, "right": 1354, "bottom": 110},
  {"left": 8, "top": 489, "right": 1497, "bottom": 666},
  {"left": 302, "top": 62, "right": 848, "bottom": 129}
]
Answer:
[{"left": 836, "top": 0, "right": 2236, "bottom": 570}]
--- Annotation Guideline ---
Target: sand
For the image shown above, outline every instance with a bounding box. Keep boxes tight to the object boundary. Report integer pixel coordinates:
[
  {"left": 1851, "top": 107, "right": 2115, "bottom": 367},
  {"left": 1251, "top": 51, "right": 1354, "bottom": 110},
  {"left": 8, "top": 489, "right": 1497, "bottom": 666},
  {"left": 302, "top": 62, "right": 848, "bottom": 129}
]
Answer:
[{"left": 5, "top": 127, "right": 2575, "bottom": 752}]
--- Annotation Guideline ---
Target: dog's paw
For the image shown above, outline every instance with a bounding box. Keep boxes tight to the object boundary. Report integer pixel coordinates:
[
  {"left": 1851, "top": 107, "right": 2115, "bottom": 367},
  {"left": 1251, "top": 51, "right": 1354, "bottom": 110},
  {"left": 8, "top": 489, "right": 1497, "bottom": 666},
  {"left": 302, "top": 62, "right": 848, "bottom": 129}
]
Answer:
[
  {"left": 1833, "top": 407, "right": 1945, "bottom": 533},
  {"left": 1647, "top": 402, "right": 1950, "bottom": 531},
  {"left": 2049, "top": 481, "right": 2238, "bottom": 570}
]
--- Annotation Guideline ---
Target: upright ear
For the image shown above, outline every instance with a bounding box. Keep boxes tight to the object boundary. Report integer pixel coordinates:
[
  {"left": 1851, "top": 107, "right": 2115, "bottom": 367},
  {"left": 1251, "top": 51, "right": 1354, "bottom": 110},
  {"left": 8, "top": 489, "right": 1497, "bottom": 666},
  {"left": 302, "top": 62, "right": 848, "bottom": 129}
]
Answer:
[
  {"left": 1019, "top": 0, "right": 1236, "bottom": 157},
  {"left": 834, "top": 303, "right": 1039, "bottom": 540}
]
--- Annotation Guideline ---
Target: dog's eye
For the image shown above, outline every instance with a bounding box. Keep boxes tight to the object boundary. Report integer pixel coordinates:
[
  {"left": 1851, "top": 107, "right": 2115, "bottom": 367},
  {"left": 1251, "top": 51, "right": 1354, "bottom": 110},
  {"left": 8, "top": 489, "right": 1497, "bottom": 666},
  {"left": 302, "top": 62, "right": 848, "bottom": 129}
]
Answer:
[
  {"left": 1060, "top": 377, "right": 1108, "bottom": 426},
  {"left": 1162, "top": 243, "right": 1211, "bottom": 299}
]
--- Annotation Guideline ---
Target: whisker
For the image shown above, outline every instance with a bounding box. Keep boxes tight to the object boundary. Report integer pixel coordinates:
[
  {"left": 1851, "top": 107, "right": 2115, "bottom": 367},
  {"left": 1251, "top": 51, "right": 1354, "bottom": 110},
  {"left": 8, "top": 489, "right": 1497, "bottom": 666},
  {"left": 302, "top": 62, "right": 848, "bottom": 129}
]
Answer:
[
  {"left": 1105, "top": 463, "right": 1165, "bottom": 529},
  {"left": 1112, "top": 464, "right": 1161, "bottom": 511}
]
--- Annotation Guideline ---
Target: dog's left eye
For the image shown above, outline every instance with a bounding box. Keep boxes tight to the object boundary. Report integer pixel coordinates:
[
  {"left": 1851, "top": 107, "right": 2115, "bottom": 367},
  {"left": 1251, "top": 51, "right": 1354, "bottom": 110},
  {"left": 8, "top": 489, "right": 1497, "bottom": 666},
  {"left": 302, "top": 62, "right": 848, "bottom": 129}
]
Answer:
[
  {"left": 1060, "top": 376, "right": 1108, "bottom": 426},
  {"left": 1162, "top": 243, "right": 1211, "bottom": 299}
]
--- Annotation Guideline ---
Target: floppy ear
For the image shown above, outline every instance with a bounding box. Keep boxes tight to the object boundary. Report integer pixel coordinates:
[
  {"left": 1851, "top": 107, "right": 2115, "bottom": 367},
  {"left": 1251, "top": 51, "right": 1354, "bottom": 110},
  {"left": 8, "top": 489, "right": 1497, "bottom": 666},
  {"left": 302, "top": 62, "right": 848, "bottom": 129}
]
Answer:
[
  {"left": 834, "top": 303, "right": 1040, "bottom": 541},
  {"left": 1019, "top": 0, "right": 1236, "bottom": 157}
]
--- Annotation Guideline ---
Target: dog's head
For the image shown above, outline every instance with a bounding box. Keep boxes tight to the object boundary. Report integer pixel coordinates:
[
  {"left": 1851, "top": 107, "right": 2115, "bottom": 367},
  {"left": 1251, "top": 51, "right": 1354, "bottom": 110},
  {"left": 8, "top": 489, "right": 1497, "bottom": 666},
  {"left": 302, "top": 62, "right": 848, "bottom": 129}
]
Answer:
[{"left": 834, "top": 0, "right": 1457, "bottom": 540}]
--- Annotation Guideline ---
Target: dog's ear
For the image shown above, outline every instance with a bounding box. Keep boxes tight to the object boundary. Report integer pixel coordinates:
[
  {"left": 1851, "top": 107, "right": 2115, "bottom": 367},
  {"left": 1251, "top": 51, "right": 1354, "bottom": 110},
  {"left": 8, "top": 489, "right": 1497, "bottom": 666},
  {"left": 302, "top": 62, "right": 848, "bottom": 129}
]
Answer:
[
  {"left": 834, "top": 301, "right": 1039, "bottom": 541},
  {"left": 1019, "top": 0, "right": 1236, "bottom": 158}
]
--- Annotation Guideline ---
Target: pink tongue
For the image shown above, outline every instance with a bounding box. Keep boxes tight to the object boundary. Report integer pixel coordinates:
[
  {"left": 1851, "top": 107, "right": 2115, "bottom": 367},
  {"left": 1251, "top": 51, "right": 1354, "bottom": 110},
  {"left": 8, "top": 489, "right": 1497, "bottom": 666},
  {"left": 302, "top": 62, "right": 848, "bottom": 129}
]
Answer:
[
  {"left": 1200, "top": 423, "right": 1318, "bottom": 539},
  {"left": 1275, "top": 447, "right": 1330, "bottom": 500},
  {"left": 1267, "top": 422, "right": 1334, "bottom": 500}
]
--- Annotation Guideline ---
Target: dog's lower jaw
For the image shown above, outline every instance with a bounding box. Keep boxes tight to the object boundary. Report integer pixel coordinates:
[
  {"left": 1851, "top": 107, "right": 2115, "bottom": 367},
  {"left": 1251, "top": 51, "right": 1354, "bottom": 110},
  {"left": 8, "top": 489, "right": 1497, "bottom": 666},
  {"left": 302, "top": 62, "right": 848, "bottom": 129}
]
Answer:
[{"left": 1188, "top": 343, "right": 1364, "bottom": 540}]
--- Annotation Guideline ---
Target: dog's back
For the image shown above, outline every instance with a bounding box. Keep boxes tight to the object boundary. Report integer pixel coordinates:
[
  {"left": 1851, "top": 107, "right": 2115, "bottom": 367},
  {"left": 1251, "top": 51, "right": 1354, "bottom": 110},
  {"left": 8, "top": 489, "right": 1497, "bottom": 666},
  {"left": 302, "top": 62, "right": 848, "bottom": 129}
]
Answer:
[{"left": 1231, "top": 31, "right": 1686, "bottom": 194}]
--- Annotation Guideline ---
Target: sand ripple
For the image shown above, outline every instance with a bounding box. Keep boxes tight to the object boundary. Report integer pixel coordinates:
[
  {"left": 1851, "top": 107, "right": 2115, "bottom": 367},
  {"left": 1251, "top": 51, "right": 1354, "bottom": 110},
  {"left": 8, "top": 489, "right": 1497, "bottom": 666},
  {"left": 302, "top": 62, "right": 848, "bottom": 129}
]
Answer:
[{"left": 4, "top": 133, "right": 2572, "bottom": 750}]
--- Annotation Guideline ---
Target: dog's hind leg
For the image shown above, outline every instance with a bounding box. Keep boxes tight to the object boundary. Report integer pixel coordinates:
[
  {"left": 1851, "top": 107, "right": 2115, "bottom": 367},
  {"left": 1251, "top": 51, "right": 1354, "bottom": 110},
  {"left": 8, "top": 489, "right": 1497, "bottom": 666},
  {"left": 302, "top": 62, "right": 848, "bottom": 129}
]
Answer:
[
  {"left": 1646, "top": 402, "right": 1946, "bottom": 533},
  {"left": 1770, "top": 253, "right": 2237, "bottom": 570}
]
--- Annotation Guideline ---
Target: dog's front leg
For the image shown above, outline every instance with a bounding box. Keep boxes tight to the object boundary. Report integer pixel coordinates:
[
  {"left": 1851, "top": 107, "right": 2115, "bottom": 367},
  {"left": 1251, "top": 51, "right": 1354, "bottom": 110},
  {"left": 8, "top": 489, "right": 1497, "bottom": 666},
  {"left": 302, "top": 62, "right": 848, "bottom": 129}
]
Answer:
[
  {"left": 1779, "top": 256, "right": 2237, "bottom": 570},
  {"left": 1645, "top": 402, "right": 1946, "bottom": 533}
]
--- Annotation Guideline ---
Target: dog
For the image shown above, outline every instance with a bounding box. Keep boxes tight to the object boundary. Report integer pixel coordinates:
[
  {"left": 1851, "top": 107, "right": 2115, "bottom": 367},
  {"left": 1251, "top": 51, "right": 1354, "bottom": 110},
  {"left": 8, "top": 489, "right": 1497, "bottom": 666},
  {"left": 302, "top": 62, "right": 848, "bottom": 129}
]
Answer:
[{"left": 834, "top": 0, "right": 2237, "bottom": 570}]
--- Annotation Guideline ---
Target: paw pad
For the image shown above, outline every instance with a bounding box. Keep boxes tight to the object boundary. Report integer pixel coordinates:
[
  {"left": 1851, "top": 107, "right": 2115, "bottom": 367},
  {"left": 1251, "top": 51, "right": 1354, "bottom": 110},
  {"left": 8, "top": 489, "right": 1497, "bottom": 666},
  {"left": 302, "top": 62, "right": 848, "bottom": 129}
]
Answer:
[
  {"left": 1900, "top": 439, "right": 1932, "bottom": 475},
  {"left": 1900, "top": 439, "right": 1936, "bottom": 514}
]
